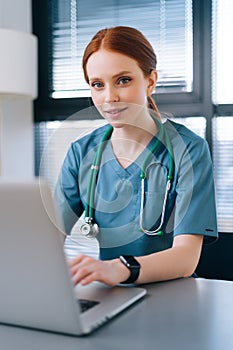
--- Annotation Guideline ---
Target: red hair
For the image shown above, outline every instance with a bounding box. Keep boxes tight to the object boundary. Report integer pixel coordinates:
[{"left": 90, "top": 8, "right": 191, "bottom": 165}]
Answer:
[{"left": 82, "top": 26, "right": 159, "bottom": 114}]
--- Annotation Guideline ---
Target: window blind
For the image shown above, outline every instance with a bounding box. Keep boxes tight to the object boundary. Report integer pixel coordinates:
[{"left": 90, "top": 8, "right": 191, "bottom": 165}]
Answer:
[
  {"left": 49, "top": 0, "right": 193, "bottom": 98},
  {"left": 212, "top": 0, "right": 233, "bottom": 104},
  {"left": 212, "top": 117, "right": 233, "bottom": 233}
]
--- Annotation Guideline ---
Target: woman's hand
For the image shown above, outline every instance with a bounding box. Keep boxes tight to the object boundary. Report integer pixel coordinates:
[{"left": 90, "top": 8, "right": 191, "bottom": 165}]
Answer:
[{"left": 68, "top": 254, "right": 130, "bottom": 286}]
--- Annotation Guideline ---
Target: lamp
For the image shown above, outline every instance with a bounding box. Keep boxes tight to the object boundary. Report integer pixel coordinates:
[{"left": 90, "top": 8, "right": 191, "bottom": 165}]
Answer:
[
  {"left": 0, "top": 28, "right": 37, "bottom": 176},
  {"left": 0, "top": 28, "right": 37, "bottom": 98}
]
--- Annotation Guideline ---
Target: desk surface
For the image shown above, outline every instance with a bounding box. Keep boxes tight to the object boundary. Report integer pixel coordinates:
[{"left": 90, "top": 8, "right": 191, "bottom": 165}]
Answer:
[{"left": 1, "top": 278, "right": 233, "bottom": 350}]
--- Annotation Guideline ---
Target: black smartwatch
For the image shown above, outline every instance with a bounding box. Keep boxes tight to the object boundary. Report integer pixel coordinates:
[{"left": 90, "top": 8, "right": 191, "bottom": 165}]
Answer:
[{"left": 119, "top": 255, "right": 141, "bottom": 284}]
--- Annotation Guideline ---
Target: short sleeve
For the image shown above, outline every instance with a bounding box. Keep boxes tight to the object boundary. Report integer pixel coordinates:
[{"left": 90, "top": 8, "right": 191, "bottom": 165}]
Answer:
[{"left": 173, "top": 138, "right": 218, "bottom": 243}]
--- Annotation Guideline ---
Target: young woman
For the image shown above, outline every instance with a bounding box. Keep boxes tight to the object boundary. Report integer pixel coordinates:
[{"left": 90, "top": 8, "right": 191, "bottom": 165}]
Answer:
[{"left": 55, "top": 26, "right": 218, "bottom": 286}]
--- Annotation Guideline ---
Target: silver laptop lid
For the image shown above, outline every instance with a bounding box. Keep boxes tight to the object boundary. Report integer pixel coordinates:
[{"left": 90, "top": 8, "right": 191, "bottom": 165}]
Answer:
[{"left": 0, "top": 178, "right": 84, "bottom": 334}]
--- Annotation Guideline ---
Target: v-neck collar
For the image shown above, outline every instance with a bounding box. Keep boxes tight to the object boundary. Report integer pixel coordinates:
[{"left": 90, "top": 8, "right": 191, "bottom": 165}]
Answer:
[{"left": 103, "top": 135, "right": 163, "bottom": 178}]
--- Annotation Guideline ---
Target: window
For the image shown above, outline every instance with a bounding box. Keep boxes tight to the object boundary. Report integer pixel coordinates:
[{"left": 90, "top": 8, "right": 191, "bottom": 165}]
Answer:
[
  {"left": 211, "top": 0, "right": 233, "bottom": 232},
  {"left": 212, "top": 0, "right": 233, "bottom": 104},
  {"left": 33, "top": 0, "right": 233, "bottom": 233},
  {"left": 50, "top": 0, "right": 193, "bottom": 99}
]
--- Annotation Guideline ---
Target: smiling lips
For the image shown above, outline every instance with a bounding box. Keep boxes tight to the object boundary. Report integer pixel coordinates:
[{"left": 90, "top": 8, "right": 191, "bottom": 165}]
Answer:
[{"left": 103, "top": 106, "right": 128, "bottom": 118}]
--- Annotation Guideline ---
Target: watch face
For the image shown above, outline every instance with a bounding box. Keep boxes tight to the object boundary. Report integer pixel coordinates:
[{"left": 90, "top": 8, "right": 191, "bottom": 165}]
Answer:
[{"left": 120, "top": 255, "right": 140, "bottom": 268}]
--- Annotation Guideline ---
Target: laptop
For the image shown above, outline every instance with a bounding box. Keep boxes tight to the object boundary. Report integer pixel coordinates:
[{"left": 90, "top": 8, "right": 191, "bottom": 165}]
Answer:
[{"left": 0, "top": 178, "right": 146, "bottom": 336}]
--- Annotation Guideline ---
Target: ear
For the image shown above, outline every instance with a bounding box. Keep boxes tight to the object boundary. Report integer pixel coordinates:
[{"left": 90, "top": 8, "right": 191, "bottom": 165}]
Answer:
[{"left": 147, "top": 70, "right": 158, "bottom": 96}]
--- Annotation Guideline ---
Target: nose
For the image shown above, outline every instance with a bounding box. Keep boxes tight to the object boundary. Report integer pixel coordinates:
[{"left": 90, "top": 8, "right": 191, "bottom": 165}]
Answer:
[{"left": 104, "top": 85, "right": 119, "bottom": 103}]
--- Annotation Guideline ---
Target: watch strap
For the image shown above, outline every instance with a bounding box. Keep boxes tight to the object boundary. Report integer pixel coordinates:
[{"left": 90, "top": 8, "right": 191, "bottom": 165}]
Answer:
[{"left": 119, "top": 255, "right": 141, "bottom": 284}]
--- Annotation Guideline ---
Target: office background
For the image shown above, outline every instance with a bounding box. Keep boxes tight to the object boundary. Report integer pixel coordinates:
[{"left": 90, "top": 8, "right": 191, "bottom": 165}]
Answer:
[{"left": 0, "top": 0, "right": 232, "bottom": 279}]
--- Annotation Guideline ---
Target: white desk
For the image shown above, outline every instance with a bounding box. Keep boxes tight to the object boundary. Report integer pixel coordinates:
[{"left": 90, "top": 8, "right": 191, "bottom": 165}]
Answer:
[{"left": 1, "top": 278, "right": 233, "bottom": 350}]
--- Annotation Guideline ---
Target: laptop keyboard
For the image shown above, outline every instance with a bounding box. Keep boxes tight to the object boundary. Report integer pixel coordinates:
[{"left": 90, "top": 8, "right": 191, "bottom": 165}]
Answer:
[{"left": 78, "top": 299, "right": 100, "bottom": 313}]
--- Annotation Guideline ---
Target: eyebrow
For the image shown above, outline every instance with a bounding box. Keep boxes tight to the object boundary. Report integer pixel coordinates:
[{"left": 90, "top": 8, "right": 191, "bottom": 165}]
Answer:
[{"left": 89, "top": 71, "right": 133, "bottom": 82}]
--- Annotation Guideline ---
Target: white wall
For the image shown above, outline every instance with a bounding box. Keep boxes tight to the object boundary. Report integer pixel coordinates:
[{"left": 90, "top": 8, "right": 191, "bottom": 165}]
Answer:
[{"left": 0, "top": 0, "right": 36, "bottom": 178}]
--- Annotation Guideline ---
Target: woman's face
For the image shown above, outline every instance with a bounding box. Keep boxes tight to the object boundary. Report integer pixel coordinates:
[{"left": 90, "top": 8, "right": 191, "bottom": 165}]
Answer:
[{"left": 86, "top": 49, "right": 156, "bottom": 128}]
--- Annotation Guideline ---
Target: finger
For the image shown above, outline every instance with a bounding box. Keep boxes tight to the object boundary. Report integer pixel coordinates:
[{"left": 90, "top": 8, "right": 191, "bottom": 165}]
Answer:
[
  {"left": 72, "top": 265, "right": 96, "bottom": 285},
  {"left": 68, "top": 254, "right": 86, "bottom": 267},
  {"left": 68, "top": 257, "right": 86, "bottom": 278},
  {"left": 70, "top": 256, "right": 96, "bottom": 281},
  {"left": 79, "top": 271, "right": 99, "bottom": 286}
]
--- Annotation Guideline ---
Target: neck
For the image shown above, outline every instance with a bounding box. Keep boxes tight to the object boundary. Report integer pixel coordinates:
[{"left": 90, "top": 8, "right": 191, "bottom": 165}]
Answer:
[
  {"left": 110, "top": 117, "right": 158, "bottom": 168},
  {"left": 112, "top": 115, "right": 157, "bottom": 142}
]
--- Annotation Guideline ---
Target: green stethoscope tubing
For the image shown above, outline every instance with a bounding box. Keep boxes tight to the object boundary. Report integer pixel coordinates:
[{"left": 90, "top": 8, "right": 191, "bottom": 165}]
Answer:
[
  {"left": 84, "top": 117, "right": 174, "bottom": 236},
  {"left": 85, "top": 125, "right": 114, "bottom": 221}
]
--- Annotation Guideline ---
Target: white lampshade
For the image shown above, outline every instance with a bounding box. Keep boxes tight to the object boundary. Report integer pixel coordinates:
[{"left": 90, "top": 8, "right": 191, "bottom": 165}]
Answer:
[{"left": 0, "top": 28, "right": 37, "bottom": 99}]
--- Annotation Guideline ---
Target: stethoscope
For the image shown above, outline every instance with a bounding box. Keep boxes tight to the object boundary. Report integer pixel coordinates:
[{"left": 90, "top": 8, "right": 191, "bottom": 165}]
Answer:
[{"left": 80, "top": 118, "right": 174, "bottom": 239}]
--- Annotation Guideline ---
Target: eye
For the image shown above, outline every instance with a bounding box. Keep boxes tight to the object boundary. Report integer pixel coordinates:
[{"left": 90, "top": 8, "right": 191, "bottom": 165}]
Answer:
[
  {"left": 117, "top": 77, "right": 132, "bottom": 85},
  {"left": 90, "top": 81, "right": 104, "bottom": 89}
]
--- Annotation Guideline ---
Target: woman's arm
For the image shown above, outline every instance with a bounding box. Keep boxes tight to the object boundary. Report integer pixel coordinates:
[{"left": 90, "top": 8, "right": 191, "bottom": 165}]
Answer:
[
  {"left": 69, "top": 234, "right": 203, "bottom": 286},
  {"left": 135, "top": 234, "right": 203, "bottom": 283}
]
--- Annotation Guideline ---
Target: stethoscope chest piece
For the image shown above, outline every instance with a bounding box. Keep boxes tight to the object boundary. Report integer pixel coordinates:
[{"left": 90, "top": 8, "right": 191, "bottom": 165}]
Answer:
[{"left": 80, "top": 218, "right": 99, "bottom": 239}]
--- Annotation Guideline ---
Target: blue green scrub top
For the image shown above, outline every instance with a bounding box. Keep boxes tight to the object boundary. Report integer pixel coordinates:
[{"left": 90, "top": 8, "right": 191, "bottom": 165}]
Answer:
[{"left": 54, "top": 119, "right": 218, "bottom": 260}]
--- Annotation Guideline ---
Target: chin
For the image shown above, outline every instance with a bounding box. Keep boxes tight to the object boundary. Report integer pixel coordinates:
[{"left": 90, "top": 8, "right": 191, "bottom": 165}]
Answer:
[{"left": 109, "top": 122, "right": 125, "bottom": 129}]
